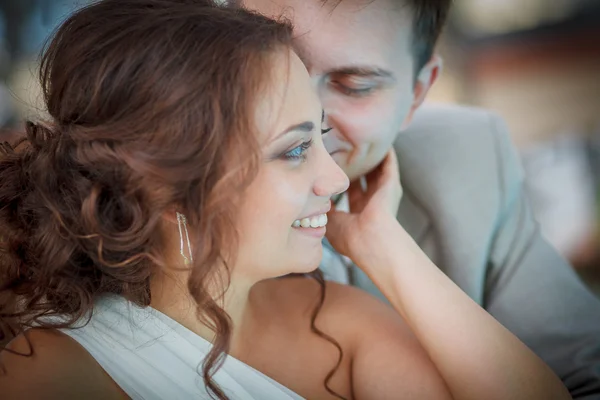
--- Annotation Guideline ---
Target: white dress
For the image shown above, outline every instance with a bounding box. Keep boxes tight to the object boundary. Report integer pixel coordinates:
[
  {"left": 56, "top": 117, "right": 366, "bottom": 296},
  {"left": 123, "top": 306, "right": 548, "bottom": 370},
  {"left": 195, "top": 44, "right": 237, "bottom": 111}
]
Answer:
[{"left": 59, "top": 295, "right": 304, "bottom": 400}]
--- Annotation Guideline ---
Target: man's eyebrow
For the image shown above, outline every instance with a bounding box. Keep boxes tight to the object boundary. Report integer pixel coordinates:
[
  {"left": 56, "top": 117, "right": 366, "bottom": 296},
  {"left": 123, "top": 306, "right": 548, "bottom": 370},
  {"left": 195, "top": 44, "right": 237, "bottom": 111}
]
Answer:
[{"left": 328, "top": 66, "right": 395, "bottom": 79}]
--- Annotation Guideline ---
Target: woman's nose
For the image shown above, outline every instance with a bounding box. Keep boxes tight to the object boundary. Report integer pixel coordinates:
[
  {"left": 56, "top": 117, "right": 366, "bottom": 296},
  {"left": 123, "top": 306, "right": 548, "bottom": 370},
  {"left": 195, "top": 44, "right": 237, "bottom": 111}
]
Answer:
[{"left": 313, "top": 150, "right": 350, "bottom": 198}]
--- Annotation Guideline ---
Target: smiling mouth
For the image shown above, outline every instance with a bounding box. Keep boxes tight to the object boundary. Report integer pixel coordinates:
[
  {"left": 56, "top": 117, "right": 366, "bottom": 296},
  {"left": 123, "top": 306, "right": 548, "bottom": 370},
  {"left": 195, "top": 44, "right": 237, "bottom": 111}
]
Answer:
[{"left": 292, "top": 213, "right": 328, "bottom": 229}]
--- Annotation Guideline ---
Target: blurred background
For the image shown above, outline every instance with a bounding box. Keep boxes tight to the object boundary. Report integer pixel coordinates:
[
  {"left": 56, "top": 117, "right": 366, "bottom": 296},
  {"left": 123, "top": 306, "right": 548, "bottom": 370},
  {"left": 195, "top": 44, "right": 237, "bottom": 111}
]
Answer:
[
  {"left": 1, "top": 0, "right": 599, "bottom": 293},
  {"left": 429, "top": 0, "right": 600, "bottom": 294}
]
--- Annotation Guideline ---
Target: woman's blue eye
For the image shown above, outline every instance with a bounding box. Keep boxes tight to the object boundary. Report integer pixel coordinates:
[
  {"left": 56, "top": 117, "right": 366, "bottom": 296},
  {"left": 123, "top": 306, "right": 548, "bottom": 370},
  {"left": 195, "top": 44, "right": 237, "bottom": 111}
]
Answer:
[{"left": 284, "top": 139, "right": 313, "bottom": 161}]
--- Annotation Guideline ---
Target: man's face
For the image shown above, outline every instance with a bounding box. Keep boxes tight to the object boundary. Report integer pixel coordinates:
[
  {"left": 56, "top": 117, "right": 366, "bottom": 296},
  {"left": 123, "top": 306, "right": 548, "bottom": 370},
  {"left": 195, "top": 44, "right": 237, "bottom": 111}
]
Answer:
[{"left": 243, "top": 0, "right": 423, "bottom": 181}]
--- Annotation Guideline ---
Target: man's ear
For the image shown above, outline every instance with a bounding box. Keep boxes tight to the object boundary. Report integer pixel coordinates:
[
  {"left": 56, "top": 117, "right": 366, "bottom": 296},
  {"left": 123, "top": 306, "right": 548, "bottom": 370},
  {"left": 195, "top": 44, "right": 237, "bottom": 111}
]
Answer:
[{"left": 401, "top": 55, "right": 443, "bottom": 129}]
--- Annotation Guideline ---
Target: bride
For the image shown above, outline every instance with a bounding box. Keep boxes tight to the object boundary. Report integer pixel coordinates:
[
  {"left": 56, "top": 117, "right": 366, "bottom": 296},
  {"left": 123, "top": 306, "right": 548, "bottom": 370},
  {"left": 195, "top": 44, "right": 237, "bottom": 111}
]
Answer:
[{"left": 0, "top": 1, "right": 570, "bottom": 399}]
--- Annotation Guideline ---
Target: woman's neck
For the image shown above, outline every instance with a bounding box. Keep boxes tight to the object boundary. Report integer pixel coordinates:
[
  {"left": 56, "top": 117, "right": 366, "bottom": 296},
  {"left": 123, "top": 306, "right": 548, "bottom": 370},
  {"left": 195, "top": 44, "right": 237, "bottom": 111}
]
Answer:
[{"left": 149, "top": 270, "right": 257, "bottom": 352}]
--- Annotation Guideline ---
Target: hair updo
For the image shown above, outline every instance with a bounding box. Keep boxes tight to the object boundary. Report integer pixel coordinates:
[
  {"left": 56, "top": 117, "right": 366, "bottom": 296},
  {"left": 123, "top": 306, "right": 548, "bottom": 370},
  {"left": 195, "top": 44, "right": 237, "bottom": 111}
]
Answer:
[
  {"left": 0, "top": 1, "right": 345, "bottom": 398},
  {"left": 0, "top": 0, "right": 292, "bottom": 397}
]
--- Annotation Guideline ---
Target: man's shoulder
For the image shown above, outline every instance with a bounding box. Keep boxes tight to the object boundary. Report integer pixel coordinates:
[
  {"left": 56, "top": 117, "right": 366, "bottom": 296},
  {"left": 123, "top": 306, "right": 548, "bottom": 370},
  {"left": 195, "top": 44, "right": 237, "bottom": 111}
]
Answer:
[
  {"left": 394, "top": 103, "right": 525, "bottom": 244},
  {"left": 397, "top": 103, "right": 506, "bottom": 156},
  {"left": 395, "top": 103, "right": 516, "bottom": 197},
  {"left": 410, "top": 103, "right": 500, "bottom": 133}
]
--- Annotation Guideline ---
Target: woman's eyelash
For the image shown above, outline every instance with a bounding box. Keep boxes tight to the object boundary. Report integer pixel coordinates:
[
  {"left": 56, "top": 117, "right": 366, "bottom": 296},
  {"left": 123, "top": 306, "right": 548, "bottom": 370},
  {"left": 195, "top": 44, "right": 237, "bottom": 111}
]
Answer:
[
  {"left": 321, "top": 110, "right": 332, "bottom": 134},
  {"left": 283, "top": 139, "right": 313, "bottom": 161}
]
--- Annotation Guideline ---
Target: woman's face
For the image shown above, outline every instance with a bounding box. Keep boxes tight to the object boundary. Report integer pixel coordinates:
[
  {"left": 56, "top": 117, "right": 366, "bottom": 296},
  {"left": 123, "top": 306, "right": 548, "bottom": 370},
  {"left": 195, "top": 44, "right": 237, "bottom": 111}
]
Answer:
[{"left": 234, "top": 50, "right": 349, "bottom": 281}]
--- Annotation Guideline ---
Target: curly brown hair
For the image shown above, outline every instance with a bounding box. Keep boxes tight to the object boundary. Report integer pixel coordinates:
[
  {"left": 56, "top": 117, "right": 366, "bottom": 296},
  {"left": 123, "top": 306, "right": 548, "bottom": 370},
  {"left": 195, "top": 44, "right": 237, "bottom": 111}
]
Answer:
[{"left": 0, "top": 0, "right": 343, "bottom": 398}]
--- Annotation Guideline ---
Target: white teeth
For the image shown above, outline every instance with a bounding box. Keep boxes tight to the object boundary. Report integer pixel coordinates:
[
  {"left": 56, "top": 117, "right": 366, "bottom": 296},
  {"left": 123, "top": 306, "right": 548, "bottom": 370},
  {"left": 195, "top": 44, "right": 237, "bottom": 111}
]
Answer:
[
  {"left": 292, "top": 214, "right": 328, "bottom": 228},
  {"left": 300, "top": 218, "right": 311, "bottom": 228},
  {"left": 320, "top": 214, "right": 327, "bottom": 226}
]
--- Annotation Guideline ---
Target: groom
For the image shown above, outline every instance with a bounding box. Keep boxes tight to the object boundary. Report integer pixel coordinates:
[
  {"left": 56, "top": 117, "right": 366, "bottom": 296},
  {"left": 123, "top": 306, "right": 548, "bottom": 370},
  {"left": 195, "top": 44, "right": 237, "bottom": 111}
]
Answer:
[{"left": 239, "top": 0, "right": 600, "bottom": 397}]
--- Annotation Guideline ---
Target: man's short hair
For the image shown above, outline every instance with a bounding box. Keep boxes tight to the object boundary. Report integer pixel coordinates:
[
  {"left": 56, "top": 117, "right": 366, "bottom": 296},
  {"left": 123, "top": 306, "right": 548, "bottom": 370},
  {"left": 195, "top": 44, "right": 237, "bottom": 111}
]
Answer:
[{"left": 408, "top": 0, "right": 452, "bottom": 73}]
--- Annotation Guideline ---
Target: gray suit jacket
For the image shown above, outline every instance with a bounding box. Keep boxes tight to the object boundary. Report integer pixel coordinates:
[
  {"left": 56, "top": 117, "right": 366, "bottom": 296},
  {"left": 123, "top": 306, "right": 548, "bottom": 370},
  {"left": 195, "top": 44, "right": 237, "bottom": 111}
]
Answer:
[{"left": 321, "top": 103, "right": 600, "bottom": 399}]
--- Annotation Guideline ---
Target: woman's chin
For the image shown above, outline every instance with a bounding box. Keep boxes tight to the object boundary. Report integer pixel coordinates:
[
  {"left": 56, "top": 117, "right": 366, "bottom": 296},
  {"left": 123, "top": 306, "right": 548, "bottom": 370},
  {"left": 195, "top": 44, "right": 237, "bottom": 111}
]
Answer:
[
  {"left": 294, "top": 262, "right": 321, "bottom": 275},
  {"left": 253, "top": 247, "right": 323, "bottom": 280},
  {"left": 279, "top": 254, "right": 323, "bottom": 278}
]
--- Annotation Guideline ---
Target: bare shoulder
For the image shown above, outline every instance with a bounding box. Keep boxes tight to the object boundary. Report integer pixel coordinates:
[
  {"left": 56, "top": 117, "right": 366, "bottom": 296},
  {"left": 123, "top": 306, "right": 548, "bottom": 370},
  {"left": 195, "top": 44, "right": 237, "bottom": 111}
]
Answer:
[
  {"left": 0, "top": 328, "right": 129, "bottom": 399},
  {"left": 264, "top": 276, "right": 416, "bottom": 348},
  {"left": 265, "top": 276, "right": 451, "bottom": 399}
]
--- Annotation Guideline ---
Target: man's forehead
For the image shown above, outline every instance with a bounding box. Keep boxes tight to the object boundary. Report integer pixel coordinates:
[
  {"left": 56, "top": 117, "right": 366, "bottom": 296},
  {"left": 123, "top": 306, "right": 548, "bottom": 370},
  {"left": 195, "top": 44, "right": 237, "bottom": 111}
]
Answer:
[
  {"left": 297, "top": 15, "right": 411, "bottom": 70},
  {"left": 243, "top": 0, "right": 409, "bottom": 30},
  {"left": 242, "top": 0, "right": 405, "bottom": 11},
  {"left": 293, "top": 37, "right": 394, "bottom": 76},
  {"left": 242, "top": 0, "right": 413, "bottom": 74}
]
